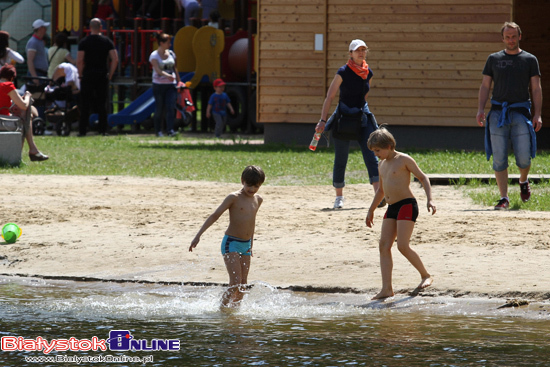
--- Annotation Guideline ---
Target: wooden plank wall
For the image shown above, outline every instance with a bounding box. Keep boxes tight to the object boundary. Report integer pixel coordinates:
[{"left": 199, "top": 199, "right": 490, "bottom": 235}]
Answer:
[
  {"left": 257, "top": 0, "right": 327, "bottom": 123},
  {"left": 258, "top": 0, "right": 514, "bottom": 127}
]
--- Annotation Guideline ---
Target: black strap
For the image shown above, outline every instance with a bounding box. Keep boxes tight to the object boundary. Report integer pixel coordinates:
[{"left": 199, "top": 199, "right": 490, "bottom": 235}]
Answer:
[{"left": 48, "top": 46, "right": 61, "bottom": 64}]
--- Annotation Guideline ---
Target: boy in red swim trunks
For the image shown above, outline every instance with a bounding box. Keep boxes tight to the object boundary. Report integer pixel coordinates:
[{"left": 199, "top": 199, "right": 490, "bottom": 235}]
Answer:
[
  {"left": 366, "top": 125, "right": 436, "bottom": 300},
  {"left": 189, "top": 165, "right": 265, "bottom": 307}
]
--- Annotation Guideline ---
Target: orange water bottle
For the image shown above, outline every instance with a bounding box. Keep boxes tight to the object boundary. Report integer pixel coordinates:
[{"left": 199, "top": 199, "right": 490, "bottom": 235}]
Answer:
[{"left": 309, "top": 132, "right": 322, "bottom": 151}]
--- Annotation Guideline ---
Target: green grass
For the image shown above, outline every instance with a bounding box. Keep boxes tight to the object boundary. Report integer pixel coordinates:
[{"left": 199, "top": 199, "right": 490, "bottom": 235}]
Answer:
[
  {"left": 456, "top": 178, "right": 550, "bottom": 211},
  {"left": 2, "top": 134, "right": 549, "bottom": 210}
]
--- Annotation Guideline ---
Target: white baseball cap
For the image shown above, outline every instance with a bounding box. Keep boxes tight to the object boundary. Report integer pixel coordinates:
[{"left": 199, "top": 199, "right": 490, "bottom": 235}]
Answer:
[
  {"left": 349, "top": 39, "right": 367, "bottom": 51},
  {"left": 32, "top": 19, "right": 50, "bottom": 29}
]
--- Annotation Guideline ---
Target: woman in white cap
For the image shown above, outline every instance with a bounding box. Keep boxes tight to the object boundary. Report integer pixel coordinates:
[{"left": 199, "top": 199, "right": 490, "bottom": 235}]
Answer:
[{"left": 315, "top": 39, "right": 383, "bottom": 209}]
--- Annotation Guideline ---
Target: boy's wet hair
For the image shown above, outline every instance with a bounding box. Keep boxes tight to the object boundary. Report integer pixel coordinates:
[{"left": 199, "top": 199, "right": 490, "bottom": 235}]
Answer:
[
  {"left": 367, "top": 124, "right": 396, "bottom": 150},
  {"left": 241, "top": 165, "right": 265, "bottom": 186}
]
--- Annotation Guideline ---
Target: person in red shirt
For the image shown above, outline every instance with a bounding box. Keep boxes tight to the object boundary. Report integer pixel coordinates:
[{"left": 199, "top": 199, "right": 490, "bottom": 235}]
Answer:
[{"left": 0, "top": 64, "right": 49, "bottom": 161}]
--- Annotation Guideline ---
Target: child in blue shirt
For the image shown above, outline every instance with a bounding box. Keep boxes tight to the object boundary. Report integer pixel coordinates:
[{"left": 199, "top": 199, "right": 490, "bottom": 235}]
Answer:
[{"left": 206, "top": 78, "right": 235, "bottom": 138}]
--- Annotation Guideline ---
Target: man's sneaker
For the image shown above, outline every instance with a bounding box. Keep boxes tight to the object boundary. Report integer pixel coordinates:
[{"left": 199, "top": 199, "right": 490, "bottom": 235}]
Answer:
[
  {"left": 494, "top": 198, "right": 509, "bottom": 210},
  {"left": 334, "top": 196, "right": 344, "bottom": 209},
  {"left": 520, "top": 181, "right": 531, "bottom": 202}
]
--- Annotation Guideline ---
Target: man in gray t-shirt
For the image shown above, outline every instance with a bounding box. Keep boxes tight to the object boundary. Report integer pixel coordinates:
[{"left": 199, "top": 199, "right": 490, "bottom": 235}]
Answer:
[
  {"left": 476, "top": 22, "right": 543, "bottom": 210},
  {"left": 26, "top": 19, "right": 50, "bottom": 86}
]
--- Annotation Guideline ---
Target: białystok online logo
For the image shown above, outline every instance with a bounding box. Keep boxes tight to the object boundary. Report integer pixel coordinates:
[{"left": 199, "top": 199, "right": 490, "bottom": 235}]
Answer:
[{"left": 1, "top": 330, "right": 180, "bottom": 354}]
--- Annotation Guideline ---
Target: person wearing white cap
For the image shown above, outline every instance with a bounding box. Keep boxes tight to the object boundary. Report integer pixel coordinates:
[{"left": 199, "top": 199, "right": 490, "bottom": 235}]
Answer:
[
  {"left": 26, "top": 19, "right": 50, "bottom": 86},
  {"left": 315, "top": 39, "right": 383, "bottom": 209}
]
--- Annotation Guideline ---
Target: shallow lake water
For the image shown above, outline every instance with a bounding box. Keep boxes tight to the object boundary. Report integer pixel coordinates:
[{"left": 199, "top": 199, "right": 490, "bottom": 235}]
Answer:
[{"left": 1, "top": 276, "right": 550, "bottom": 366}]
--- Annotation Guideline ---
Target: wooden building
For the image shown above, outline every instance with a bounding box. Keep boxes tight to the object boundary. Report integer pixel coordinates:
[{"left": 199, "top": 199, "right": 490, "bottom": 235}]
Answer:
[{"left": 257, "top": 0, "right": 549, "bottom": 150}]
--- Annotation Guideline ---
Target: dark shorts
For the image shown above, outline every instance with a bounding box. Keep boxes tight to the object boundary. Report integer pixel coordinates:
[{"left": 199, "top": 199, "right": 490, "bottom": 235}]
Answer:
[
  {"left": 220, "top": 235, "right": 251, "bottom": 256},
  {"left": 383, "top": 198, "right": 419, "bottom": 222}
]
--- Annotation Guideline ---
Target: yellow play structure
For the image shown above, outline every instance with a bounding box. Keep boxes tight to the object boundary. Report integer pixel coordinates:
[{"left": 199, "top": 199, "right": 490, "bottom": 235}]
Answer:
[{"left": 174, "top": 26, "right": 225, "bottom": 88}]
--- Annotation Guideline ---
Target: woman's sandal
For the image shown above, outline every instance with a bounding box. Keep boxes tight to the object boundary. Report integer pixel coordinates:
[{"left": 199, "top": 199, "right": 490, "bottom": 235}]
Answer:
[{"left": 29, "top": 152, "right": 49, "bottom": 162}]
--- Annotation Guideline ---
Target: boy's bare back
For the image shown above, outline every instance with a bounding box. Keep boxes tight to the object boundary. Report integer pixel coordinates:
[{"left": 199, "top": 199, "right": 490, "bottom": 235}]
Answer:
[{"left": 225, "top": 189, "right": 263, "bottom": 240}]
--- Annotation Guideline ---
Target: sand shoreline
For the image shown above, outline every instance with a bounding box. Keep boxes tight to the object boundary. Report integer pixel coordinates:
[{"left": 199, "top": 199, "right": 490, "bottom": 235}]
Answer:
[
  {"left": 1, "top": 174, "right": 550, "bottom": 301},
  {"left": 2, "top": 273, "right": 549, "bottom": 302}
]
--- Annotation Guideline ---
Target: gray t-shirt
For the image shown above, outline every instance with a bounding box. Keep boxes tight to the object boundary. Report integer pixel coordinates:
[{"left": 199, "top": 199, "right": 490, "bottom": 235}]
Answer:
[
  {"left": 25, "top": 35, "right": 49, "bottom": 72},
  {"left": 482, "top": 50, "right": 540, "bottom": 104}
]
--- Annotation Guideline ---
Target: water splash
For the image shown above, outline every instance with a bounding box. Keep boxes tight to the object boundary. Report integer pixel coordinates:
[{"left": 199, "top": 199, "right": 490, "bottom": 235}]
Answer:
[{"left": 1, "top": 276, "right": 550, "bottom": 322}]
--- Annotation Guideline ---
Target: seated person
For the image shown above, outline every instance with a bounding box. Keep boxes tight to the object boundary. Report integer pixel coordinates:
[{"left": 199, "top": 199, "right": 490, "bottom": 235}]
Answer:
[{"left": 0, "top": 64, "right": 49, "bottom": 161}]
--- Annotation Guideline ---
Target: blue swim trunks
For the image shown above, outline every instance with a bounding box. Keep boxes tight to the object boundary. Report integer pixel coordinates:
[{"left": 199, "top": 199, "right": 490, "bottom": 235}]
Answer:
[{"left": 220, "top": 235, "right": 252, "bottom": 256}]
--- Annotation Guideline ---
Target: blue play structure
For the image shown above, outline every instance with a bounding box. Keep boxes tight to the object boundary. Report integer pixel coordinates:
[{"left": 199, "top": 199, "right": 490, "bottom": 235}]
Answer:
[
  {"left": 110, "top": 87, "right": 154, "bottom": 126},
  {"left": 89, "top": 72, "right": 202, "bottom": 127}
]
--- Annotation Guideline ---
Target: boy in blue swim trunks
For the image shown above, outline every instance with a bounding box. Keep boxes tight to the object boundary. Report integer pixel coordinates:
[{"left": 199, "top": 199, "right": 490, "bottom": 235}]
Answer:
[
  {"left": 190, "top": 165, "right": 265, "bottom": 307},
  {"left": 366, "top": 125, "right": 436, "bottom": 300}
]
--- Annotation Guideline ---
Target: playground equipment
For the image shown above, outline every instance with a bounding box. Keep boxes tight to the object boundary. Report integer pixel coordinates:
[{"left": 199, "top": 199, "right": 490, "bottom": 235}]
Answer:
[
  {"left": 179, "top": 26, "right": 225, "bottom": 89},
  {"left": 89, "top": 72, "right": 197, "bottom": 129},
  {"left": 50, "top": 0, "right": 260, "bottom": 133}
]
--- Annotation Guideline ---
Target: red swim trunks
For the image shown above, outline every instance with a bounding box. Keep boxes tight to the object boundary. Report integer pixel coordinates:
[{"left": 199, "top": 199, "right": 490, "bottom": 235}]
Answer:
[{"left": 383, "top": 198, "right": 419, "bottom": 222}]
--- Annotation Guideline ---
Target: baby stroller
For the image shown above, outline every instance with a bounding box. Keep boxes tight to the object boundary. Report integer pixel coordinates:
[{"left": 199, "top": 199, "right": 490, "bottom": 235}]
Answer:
[
  {"left": 24, "top": 76, "right": 79, "bottom": 136},
  {"left": 44, "top": 78, "right": 80, "bottom": 137},
  {"left": 22, "top": 76, "right": 48, "bottom": 136},
  {"left": 174, "top": 82, "right": 195, "bottom": 131}
]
